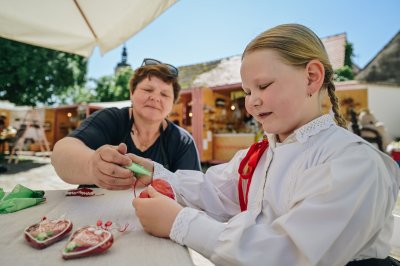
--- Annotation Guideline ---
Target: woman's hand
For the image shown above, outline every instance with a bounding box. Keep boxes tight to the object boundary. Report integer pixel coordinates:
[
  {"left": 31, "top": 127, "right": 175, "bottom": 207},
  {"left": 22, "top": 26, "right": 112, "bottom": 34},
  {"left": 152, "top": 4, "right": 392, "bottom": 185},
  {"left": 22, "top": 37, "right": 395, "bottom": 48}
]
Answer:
[
  {"left": 88, "top": 143, "right": 135, "bottom": 190},
  {"left": 132, "top": 186, "right": 183, "bottom": 237},
  {"left": 125, "top": 153, "right": 154, "bottom": 187}
]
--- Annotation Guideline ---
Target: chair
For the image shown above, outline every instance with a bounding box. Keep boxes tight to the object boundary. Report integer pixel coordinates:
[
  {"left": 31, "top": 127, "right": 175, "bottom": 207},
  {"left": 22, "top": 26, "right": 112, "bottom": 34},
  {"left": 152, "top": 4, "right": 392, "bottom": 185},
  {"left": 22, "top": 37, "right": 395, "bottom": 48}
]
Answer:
[{"left": 360, "top": 127, "right": 383, "bottom": 152}]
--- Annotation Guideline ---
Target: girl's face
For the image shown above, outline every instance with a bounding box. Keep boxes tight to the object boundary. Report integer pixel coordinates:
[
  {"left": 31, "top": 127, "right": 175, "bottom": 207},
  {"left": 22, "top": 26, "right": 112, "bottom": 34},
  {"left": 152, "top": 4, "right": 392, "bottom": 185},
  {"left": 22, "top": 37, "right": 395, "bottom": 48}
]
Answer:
[
  {"left": 241, "top": 49, "right": 317, "bottom": 141},
  {"left": 131, "top": 76, "right": 174, "bottom": 123}
]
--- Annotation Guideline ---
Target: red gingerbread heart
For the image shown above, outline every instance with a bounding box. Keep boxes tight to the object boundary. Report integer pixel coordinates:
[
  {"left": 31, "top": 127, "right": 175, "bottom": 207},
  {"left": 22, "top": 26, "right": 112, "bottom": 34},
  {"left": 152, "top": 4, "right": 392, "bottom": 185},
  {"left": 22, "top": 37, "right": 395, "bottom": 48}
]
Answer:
[
  {"left": 62, "top": 225, "right": 113, "bottom": 260},
  {"left": 24, "top": 217, "right": 73, "bottom": 249},
  {"left": 139, "top": 179, "right": 175, "bottom": 199}
]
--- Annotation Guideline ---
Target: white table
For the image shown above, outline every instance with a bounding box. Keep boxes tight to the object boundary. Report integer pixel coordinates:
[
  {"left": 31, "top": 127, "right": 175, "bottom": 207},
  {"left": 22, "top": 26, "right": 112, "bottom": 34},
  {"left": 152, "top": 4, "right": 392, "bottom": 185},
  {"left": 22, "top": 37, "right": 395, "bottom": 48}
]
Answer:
[{"left": 0, "top": 189, "right": 195, "bottom": 266}]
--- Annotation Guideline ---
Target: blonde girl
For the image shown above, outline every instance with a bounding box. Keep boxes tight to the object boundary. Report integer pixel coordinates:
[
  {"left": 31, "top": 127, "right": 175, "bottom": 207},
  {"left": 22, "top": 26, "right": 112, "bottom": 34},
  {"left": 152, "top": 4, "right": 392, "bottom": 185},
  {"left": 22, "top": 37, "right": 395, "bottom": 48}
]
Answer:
[{"left": 131, "top": 24, "right": 400, "bottom": 266}]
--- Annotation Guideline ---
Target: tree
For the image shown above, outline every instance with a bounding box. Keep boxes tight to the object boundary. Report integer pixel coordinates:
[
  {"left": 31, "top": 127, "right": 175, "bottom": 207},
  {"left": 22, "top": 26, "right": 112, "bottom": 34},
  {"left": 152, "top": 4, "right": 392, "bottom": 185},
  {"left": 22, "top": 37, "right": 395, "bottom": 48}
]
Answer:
[
  {"left": 93, "top": 67, "right": 133, "bottom": 102},
  {"left": 344, "top": 41, "right": 354, "bottom": 67},
  {"left": 334, "top": 65, "right": 354, "bottom": 81},
  {"left": 334, "top": 42, "right": 355, "bottom": 82},
  {"left": 58, "top": 84, "right": 98, "bottom": 105},
  {"left": 0, "top": 38, "right": 87, "bottom": 106}
]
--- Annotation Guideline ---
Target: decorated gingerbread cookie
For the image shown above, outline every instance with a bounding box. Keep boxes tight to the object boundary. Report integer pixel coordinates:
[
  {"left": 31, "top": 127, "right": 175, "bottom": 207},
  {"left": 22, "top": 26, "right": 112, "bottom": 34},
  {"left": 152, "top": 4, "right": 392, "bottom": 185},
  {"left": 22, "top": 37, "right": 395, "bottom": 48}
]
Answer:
[
  {"left": 62, "top": 220, "right": 118, "bottom": 260},
  {"left": 24, "top": 217, "right": 73, "bottom": 249}
]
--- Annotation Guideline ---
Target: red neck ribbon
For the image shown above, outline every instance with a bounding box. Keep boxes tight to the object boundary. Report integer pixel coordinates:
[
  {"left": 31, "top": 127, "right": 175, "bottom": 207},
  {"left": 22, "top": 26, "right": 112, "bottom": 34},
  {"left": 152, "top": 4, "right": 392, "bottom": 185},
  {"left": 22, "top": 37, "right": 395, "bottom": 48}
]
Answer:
[{"left": 238, "top": 139, "right": 269, "bottom": 211}]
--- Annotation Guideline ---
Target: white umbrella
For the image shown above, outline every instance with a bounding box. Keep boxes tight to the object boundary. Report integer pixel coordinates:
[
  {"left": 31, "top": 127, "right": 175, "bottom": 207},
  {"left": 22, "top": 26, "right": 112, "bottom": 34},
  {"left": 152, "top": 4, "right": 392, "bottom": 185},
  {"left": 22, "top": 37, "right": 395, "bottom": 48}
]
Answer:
[{"left": 0, "top": 0, "right": 177, "bottom": 57}]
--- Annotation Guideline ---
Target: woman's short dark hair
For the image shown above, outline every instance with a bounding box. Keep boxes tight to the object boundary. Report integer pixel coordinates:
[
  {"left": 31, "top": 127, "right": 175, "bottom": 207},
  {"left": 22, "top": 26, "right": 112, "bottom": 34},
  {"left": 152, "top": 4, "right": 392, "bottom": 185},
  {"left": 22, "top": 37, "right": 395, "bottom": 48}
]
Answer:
[{"left": 129, "top": 64, "right": 181, "bottom": 103}]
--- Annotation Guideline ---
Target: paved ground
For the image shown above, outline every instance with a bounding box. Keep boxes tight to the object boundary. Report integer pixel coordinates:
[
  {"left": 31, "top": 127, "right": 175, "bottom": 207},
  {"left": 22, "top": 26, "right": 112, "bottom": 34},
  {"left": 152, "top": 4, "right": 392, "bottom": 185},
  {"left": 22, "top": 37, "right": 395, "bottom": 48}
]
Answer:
[
  {"left": 0, "top": 155, "right": 76, "bottom": 191},
  {"left": 1, "top": 155, "right": 399, "bottom": 262}
]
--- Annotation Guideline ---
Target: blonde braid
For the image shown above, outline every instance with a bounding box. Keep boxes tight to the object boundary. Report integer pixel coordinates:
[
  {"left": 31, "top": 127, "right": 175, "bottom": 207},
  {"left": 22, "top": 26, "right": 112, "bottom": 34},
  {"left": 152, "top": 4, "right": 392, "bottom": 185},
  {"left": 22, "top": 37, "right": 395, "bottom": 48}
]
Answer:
[{"left": 326, "top": 81, "right": 347, "bottom": 128}]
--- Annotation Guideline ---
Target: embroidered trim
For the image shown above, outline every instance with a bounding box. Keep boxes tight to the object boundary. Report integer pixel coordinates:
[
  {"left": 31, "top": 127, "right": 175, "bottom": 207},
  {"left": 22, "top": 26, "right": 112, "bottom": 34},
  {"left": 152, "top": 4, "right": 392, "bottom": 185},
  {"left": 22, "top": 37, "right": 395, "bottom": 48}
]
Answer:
[
  {"left": 295, "top": 114, "right": 335, "bottom": 143},
  {"left": 153, "top": 161, "right": 170, "bottom": 177},
  {"left": 169, "top": 208, "right": 198, "bottom": 245}
]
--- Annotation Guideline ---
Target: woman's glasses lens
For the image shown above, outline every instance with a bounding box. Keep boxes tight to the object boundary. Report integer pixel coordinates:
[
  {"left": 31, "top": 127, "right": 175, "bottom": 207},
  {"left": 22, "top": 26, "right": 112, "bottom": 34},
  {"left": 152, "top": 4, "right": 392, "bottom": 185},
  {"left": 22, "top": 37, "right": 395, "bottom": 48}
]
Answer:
[
  {"left": 142, "top": 58, "right": 178, "bottom": 77},
  {"left": 143, "top": 59, "right": 161, "bottom": 66}
]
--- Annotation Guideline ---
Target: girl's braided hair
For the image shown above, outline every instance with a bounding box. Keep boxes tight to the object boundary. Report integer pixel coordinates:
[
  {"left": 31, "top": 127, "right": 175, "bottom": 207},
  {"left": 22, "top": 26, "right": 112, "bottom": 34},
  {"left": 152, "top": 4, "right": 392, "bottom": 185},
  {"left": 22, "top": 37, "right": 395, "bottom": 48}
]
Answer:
[{"left": 243, "top": 23, "right": 347, "bottom": 128}]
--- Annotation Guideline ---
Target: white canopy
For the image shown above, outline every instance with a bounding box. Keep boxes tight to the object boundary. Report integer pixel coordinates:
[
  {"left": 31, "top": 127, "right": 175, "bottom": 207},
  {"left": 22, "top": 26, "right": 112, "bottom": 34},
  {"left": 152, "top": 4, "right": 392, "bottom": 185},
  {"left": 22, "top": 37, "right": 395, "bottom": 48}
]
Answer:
[
  {"left": 88, "top": 100, "right": 131, "bottom": 109},
  {"left": 0, "top": 0, "right": 177, "bottom": 57}
]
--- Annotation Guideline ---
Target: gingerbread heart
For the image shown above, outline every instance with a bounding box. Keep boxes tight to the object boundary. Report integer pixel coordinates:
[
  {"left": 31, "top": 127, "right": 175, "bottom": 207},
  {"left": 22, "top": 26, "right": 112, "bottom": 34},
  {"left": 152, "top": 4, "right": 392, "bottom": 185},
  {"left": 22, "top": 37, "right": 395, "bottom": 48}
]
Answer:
[
  {"left": 62, "top": 225, "right": 113, "bottom": 260},
  {"left": 66, "top": 188, "right": 96, "bottom": 197},
  {"left": 139, "top": 179, "right": 175, "bottom": 200},
  {"left": 24, "top": 217, "right": 73, "bottom": 249}
]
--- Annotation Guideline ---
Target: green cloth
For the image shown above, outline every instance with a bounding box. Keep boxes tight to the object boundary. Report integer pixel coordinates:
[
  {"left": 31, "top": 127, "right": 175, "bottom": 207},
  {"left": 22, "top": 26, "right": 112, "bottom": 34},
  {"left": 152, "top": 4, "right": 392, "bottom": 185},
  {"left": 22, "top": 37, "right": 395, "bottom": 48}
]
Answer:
[
  {"left": 0, "top": 198, "right": 46, "bottom": 214},
  {"left": 0, "top": 184, "right": 45, "bottom": 214},
  {"left": 3, "top": 184, "right": 44, "bottom": 200}
]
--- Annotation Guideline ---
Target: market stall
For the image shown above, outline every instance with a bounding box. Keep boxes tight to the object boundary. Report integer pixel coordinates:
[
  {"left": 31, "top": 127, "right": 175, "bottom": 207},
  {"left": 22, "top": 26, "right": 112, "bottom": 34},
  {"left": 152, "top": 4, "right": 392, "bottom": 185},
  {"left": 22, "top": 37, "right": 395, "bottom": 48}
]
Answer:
[{"left": 179, "top": 85, "right": 261, "bottom": 163}]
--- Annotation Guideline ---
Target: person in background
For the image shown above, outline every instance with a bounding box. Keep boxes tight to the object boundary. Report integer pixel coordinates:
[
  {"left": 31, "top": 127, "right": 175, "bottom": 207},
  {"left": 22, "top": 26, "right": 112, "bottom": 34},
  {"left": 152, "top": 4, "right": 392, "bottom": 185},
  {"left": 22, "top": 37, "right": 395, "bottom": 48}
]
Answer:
[
  {"left": 0, "top": 112, "right": 6, "bottom": 132},
  {"left": 130, "top": 24, "right": 400, "bottom": 265},
  {"left": 358, "top": 108, "right": 392, "bottom": 152},
  {"left": 243, "top": 112, "right": 259, "bottom": 133},
  {"left": 348, "top": 108, "right": 361, "bottom": 136},
  {"left": 51, "top": 59, "right": 201, "bottom": 189},
  {"left": 0, "top": 113, "right": 7, "bottom": 172}
]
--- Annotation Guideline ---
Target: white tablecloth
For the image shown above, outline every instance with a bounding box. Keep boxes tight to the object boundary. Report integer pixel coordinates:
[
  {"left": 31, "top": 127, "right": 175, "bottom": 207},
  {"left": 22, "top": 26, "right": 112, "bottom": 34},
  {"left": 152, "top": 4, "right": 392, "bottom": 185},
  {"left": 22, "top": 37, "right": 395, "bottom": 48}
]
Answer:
[{"left": 0, "top": 189, "right": 194, "bottom": 266}]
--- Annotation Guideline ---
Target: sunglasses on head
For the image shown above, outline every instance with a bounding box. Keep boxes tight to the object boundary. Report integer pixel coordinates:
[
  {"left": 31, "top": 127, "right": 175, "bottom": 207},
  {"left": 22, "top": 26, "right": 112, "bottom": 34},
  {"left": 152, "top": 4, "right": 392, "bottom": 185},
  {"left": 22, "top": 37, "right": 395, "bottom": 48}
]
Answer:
[{"left": 141, "top": 58, "right": 179, "bottom": 77}]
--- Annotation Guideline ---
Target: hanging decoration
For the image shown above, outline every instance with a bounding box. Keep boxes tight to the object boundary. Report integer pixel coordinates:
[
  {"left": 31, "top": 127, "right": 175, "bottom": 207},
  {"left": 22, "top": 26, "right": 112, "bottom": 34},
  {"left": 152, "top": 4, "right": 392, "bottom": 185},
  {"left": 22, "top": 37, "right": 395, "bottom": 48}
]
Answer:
[
  {"left": 24, "top": 217, "right": 73, "bottom": 249},
  {"left": 62, "top": 220, "right": 128, "bottom": 260}
]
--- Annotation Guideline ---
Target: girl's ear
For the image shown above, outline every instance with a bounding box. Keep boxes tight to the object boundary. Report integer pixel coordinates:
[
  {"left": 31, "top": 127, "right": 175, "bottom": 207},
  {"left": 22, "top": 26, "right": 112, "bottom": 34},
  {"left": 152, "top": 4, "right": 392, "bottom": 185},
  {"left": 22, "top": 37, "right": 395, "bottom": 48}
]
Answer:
[{"left": 305, "top": 60, "right": 325, "bottom": 95}]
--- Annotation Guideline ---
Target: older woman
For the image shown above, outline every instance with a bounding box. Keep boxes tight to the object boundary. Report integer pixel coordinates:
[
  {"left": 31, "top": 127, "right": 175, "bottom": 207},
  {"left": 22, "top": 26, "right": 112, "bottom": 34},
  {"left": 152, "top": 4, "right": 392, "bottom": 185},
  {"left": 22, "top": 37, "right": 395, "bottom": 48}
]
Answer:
[{"left": 51, "top": 58, "right": 201, "bottom": 190}]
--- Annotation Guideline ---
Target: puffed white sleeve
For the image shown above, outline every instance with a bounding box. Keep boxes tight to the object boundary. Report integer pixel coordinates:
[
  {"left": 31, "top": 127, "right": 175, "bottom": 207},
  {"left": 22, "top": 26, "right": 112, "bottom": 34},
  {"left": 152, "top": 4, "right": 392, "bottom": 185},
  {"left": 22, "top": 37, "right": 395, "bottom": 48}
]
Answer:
[{"left": 153, "top": 149, "right": 248, "bottom": 221}]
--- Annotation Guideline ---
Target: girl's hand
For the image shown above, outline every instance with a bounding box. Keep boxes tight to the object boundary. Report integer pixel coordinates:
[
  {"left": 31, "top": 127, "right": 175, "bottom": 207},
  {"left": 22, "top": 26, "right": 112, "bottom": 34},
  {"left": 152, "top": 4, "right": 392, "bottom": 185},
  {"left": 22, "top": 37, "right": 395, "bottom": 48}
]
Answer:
[
  {"left": 132, "top": 186, "right": 183, "bottom": 237},
  {"left": 88, "top": 143, "right": 135, "bottom": 190}
]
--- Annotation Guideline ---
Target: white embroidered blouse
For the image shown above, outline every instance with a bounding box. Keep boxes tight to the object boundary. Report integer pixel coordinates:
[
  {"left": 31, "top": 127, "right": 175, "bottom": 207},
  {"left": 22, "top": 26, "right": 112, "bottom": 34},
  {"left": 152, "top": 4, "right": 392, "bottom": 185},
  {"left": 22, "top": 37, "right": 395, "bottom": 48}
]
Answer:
[{"left": 153, "top": 115, "right": 400, "bottom": 266}]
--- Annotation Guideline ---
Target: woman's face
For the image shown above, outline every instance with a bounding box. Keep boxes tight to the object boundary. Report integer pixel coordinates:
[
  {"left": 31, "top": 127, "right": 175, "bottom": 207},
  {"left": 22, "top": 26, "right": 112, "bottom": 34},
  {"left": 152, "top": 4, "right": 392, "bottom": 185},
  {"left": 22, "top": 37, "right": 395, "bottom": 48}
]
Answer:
[
  {"left": 241, "top": 49, "right": 315, "bottom": 141},
  {"left": 131, "top": 76, "right": 174, "bottom": 123}
]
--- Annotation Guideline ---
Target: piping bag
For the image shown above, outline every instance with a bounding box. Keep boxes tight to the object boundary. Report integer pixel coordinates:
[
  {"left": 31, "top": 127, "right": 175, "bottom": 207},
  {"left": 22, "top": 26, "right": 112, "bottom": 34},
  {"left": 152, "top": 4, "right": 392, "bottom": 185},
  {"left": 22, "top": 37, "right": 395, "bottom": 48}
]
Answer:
[{"left": 124, "top": 162, "right": 152, "bottom": 176}]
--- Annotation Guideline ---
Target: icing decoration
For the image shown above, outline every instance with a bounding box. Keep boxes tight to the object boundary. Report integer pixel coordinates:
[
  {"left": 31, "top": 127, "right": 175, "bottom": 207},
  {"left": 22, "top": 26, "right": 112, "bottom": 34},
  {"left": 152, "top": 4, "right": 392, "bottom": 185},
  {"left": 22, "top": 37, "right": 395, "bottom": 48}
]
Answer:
[
  {"left": 24, "top": 216, "right": 73, "bottom": 249},
  {"left": 62, "top": 220, "right": 128, "bottom": 260},
  {"left": 65, "top": 188, "right": 102, "bottom": 197}
]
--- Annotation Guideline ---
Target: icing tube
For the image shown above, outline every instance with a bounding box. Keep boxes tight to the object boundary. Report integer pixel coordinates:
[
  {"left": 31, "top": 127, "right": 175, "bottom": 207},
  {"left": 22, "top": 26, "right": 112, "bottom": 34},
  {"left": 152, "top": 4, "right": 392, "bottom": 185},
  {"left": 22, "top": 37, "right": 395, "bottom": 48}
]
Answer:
[{"left": 125, "top": 162, "right": 151, "bottom": 176}]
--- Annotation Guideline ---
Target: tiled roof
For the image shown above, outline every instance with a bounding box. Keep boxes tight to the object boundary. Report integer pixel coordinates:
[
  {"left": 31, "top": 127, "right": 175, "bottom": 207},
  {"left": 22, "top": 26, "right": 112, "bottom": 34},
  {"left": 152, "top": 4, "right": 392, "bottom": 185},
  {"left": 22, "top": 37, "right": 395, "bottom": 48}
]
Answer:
[
  {"left": 190, "top": 55, "right": 242, "bottom": 88},
  {"left": 178, "top": 33, "right": 347, "bottom": 89},
  {"left": 356, "top": 31, "right": 400, "bottom": 85},
  {"left": 178, "top": 59, "right": 221, "bottom": 89}
]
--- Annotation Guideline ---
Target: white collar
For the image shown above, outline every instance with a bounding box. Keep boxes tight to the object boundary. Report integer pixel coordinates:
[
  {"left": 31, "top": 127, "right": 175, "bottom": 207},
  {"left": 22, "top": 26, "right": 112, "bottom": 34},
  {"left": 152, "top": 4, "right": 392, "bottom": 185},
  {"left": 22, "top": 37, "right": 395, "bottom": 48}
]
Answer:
[{"left": 266, "top": 114, "right": 336, "bottom": 146}]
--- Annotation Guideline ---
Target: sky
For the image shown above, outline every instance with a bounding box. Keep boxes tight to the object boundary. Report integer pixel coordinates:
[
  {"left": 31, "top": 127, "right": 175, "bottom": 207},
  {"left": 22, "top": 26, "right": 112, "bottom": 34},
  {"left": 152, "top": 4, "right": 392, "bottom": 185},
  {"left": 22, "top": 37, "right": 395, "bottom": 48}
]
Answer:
[{"left": 87, "top": 0, "right": 400, "bottom": 80}]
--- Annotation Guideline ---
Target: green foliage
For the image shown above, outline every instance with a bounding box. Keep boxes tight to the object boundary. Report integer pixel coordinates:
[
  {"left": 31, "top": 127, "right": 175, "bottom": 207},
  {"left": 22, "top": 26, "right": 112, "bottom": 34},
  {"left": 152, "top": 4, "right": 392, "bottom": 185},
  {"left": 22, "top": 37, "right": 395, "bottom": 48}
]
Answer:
[
  {"left": 344, "top": 42, "right": 354, "bottom": 67},
  {"left": 93, "top": 67, "right": 133, "bottom": 102},
  {"left": 0, "top": 38, "right": 87, "bottom": 106},
  {"left": 59, "top": 84, "right": 97, "bottom": 105},
  {"left": 334, "top": 42, "right": 355, "bottom": 82},
  {"left": 334, "top": 65, "right": 354, "bottom": 81}
]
